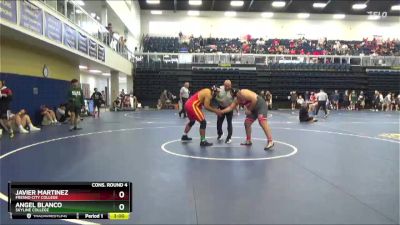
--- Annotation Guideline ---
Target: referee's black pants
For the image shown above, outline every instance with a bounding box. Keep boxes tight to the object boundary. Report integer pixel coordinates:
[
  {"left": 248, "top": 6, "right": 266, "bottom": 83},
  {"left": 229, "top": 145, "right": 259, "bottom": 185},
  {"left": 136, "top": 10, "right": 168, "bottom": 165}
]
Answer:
[
  {"left": 217, "top": 106, "right": 233, "bottom": 139},
  {"left": 316, "top": 101, "right": 327, "bottom": 115}
]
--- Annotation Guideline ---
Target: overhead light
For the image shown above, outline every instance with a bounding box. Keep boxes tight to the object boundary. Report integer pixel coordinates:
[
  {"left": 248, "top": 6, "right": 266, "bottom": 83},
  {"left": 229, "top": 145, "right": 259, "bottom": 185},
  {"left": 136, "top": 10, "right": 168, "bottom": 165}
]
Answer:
[
  {"left": 96, "top": 16, "right": 100, "bottom": 20},
  {"left": 188, "top": 10, "right": 200, "bottom": 16},
  {"left": 230, "top": 1, "right": 244, "bottom": 7},
  {"left": 89, "top": 69, "right": 102, "bottom": 74},
  {"left": 151, "top": 10, "right": 163, "bottom": 15},
  {"left": 146, "top": 0, "right": 160, "bottom": 4},
  {"left": 313, "top": 2, "right": 327, "bottom": 8},
  {"left": 261, "top": 12, "right": 274, "bottom": 18},
  {"left": 272, "top": 1, "right": 286, "bottom": 8},
  {"left": 298, "top": 13, "right": 310, "bottom": 18},
  {"left": 102, "top": 73, "right": 111, "bottom": 76},
  {"left": 391, "top": 5, "right": 400, "bottom": 11},
  {"left": 76, "top": 9, "right": 82, "bottom": 14},
  {"left": 224, "top": 11, "right": 237, "bottom": 17},
  {"left": 333, "top": 14, "right": 346, "bottom": 19},
  {"left": 79, "top": 65, "right": 87, "bottom": 69},
  {"left": 368, "top": 15, "right": 380, "bottom": 20},
  {"left": 74, "top": 0, "right": 85, "bottom": 6},
  {"left": 90, "top": 13, "right": 96, "bottom": 18},
  {"left": 352, "top": 3, "right": 367, "bottom": 10},
  {"left": 189, "top": 0, "right": 202, "bottom": 6}
]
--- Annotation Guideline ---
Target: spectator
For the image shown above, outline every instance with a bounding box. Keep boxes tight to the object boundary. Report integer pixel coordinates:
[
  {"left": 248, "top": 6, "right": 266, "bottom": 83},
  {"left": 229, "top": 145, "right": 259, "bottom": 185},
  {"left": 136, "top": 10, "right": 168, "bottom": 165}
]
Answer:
[
  {"left": 395, "top": 93, "right": 400, "bottom": 111},
  {"left": 309, "top": 92, "right": 318, "bottom": 114},
  {"left": 56, "top": 104, "right": 69, "bottom": 123},
  {"left": 40, "top": 105, "right": 58, "bottom": 125},
  {"left": 332, "top": 90, "right": 339, "bottom": 110},
  {"left": 372, "top": 90, "right": 381, "bottom": 111},
  {"left": 105, "top": 23, "right": 113, "bottom": 45},
  {"left": 91, "top": 88, "right": 103, "bottom": 118},
  {"left": 68, "top": 79, "right": 84, "bottom": 131},
  {"left": 350, "top": 90, "right": 358, "bottom": 110},
  {"left": 297, "top": 95, "right": 305, "bottom": 105},
  {"left": 265, "top": 91, "right": 272, "bottom": 110},
  {"left": 9, "top": 109, "right": 40, "bottom": 134},
  {"left": 179, "top": 82, "right": 190, "bottom": 118},
  {"left": 112, "top": 97, "right": 121, "bottom": 111},
  {"left": 315, "top": 89, "right": 328, "bottom": 117},
  {"left": 290, "top": 91, "right": 297, "bottom": 110},
  {"left": 299, "top": 103, "right": 317, "bottom": 123},
  {"left": 0, "top": 80, "right": 13, "bottom": 138},
  {"left": 383, "top": 92, "right": 392, "bottom": 111},
  {"left": 357, "top": 91, "right": 365, "bottom": 110},
  {"left": 343, "top": 90, "right": 350, "bottom": 110}
]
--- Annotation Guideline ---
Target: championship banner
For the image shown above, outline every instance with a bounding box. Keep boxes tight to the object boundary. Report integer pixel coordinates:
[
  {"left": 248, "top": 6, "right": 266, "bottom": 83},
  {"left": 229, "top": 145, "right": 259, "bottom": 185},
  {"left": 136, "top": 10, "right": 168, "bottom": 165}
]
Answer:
[
  {"left": 63, "top": 24, "right": 77, "bottom": 49},
  {"left": 89, "top": 39, "right": 98, "bottom": 59},
  {"left": 0, "top": 0, "right": 17, "bottom": 23},
  {"left": 78, "top": 32, "right": 88, "bottom": 54},
  {"left": 98, "top": 45, "right": 105, "bottom": 62},
  {"left": 44, "top": 12, "right": 62, "bottom": 43},
  {"left": 20, "top": 0, "right": 43, "bottom": 34}
]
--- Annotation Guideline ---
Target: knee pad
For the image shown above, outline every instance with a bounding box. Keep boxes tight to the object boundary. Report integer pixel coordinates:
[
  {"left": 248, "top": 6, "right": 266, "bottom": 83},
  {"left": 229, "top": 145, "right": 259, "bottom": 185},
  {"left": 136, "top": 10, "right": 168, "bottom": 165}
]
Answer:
[
  {"left": 188, "top": 120, "right": 195, "bottom": 127},
  {"left": 200, "top": 120, "right": 207, "bottom": 129},
  {"left": 258, "top": 114, "right": 266, "bottom": 123},
  {"left": 245, "top": 118, "right": 255, "bottom": 125}
]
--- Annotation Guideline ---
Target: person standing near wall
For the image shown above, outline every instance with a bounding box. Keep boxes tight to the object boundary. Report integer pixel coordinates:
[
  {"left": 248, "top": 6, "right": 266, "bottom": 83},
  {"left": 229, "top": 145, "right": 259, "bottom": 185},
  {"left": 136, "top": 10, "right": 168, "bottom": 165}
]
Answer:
[
  {"left": 68, "top": 79, "right": 84, "bottom": 131},
  {"left": 0, "top": 80, "right": 14, "bottom": 138},
  {"left": 179, "top": 82, "right": 190, "bottom": 118},
  {"left": 91, "top": 88, "right": 103, "bottom": 118}
]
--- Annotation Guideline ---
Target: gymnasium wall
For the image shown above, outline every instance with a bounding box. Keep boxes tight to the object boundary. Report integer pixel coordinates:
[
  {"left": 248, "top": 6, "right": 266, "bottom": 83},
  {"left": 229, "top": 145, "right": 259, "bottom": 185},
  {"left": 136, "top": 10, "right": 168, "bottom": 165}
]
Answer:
[
  {"left": 0, "top": 38, "right": 79, "bottom": 124},
  {"left": 141, "top": 11, "right": 400, "bottom": 40}
]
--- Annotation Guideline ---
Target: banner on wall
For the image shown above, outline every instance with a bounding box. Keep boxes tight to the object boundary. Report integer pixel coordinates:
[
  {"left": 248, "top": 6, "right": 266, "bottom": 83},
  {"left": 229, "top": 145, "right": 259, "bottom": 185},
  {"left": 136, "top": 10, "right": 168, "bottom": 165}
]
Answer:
[
  {"left": 78, "top": 32, "right": 88, "bottom": 54},
  {"left": 63, "top": 24, "right": 76, "bottom": 49},
  {"left": 20, "top": 0, "right": 43, "bottom": 34},
  {"left": 98, "top": 45, "right": 105, "bottom": 62},
  {"left": 0, "top": 0, "right": 17, "bottom": 23},
  {"left": 81, "top": 83, "right": 91, "bottom": 99},
  {"left": 45, "top": 12, "right": 62, "bottom": 43},
  {"left": 89, "top": 39, "right": 98, "bottom": 59}
]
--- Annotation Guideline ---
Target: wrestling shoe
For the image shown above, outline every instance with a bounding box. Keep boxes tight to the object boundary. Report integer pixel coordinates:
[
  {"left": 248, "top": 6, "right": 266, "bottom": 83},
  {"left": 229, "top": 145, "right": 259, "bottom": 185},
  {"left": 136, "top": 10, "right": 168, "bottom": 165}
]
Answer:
[
  {"left": 181, "top": 135, "right": 192, "bottom": 141},
  {"left": 200, "top": 140, "right": 213, "bottom": 147},
  {"left": 225, "top": 138, "right": 232, "bottom": 144},
  {"left": 240, "top": 140, "right": 252, "bottom": 146},
  {"left": 264, "top": 141, "right": 275, "bottom": 151}
]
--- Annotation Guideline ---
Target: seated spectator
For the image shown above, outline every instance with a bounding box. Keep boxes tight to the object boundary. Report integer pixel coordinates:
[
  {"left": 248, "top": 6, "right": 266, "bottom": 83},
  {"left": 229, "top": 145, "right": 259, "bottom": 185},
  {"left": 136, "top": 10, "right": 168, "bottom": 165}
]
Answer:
[
  {"left": 158, "top": 90, "right": 176, "bottom": 109},
  {"left": 112, "top": 97, "right": 121, "bottom": 111},
  {"left": 56, "top": 104, "right": 69, "bottom": 123},
  {"left": 40, "top": 105, "right": 58, "bottom": 125},
  {"left": 395, "top": 93, "right": 400, "bottom": 111},
  {"left": 299, "top": 103, "right": 317, "bottom": 123},
  {"left": 357, "top": 91, "right": 365, "bottom": 110},
  {"left": 265, "top": 91, "right": 272, "bottom": 110},
  {"left": 9, "top": 109, "right": 40, "bottom": 134},
  {"left": 297, "top": 95, "right": 305, "bottom": 105},
  {"left": 308, "top": 92, "right": 318, "bottom": 114},
  {"left": 383, "top": 92, "right": 392, "bottom": 111}
]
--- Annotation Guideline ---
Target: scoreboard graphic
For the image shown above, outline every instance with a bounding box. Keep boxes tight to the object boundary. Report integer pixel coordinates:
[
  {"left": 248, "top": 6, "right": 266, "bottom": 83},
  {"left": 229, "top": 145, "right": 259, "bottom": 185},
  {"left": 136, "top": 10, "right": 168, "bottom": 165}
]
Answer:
[{"left": 8, "top": 182, "right": 132, "bottom": 220}]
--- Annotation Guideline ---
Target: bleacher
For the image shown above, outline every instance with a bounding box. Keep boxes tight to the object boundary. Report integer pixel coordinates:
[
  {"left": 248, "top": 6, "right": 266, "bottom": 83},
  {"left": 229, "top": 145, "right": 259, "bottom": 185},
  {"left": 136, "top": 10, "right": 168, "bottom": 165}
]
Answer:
[
  {"left": 134, "top": 62, "right": 400, "bottom": 108},
  {"left": 142, "top": 36, "right": 400, "bottom": 55}
]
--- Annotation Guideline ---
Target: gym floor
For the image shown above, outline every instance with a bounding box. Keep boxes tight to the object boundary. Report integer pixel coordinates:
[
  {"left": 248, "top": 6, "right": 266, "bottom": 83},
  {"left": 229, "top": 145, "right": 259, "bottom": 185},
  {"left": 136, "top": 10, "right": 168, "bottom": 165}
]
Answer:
[{"left": 0, "top": 109, "right": 399, "bottom": 225}]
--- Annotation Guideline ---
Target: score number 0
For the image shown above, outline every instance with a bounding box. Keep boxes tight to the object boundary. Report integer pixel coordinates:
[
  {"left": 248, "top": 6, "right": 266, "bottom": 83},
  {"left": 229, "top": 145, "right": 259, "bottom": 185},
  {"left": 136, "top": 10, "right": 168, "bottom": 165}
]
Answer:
[{"left": 118, "top": 191, "right": 125, "bottom": 211}]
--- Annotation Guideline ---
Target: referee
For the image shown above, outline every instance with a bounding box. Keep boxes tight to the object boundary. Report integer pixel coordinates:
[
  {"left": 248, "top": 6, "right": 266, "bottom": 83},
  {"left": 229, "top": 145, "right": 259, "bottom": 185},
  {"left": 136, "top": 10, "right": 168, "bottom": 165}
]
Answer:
[
  {"left": 216, "top": 80, "right": 235, "bottom": 143},
  {"left": 179, "top": 82, "right": 190, "bottom": 118},
  {"left": 315, "top": 89, "right": 328, "bottom": 117}
]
